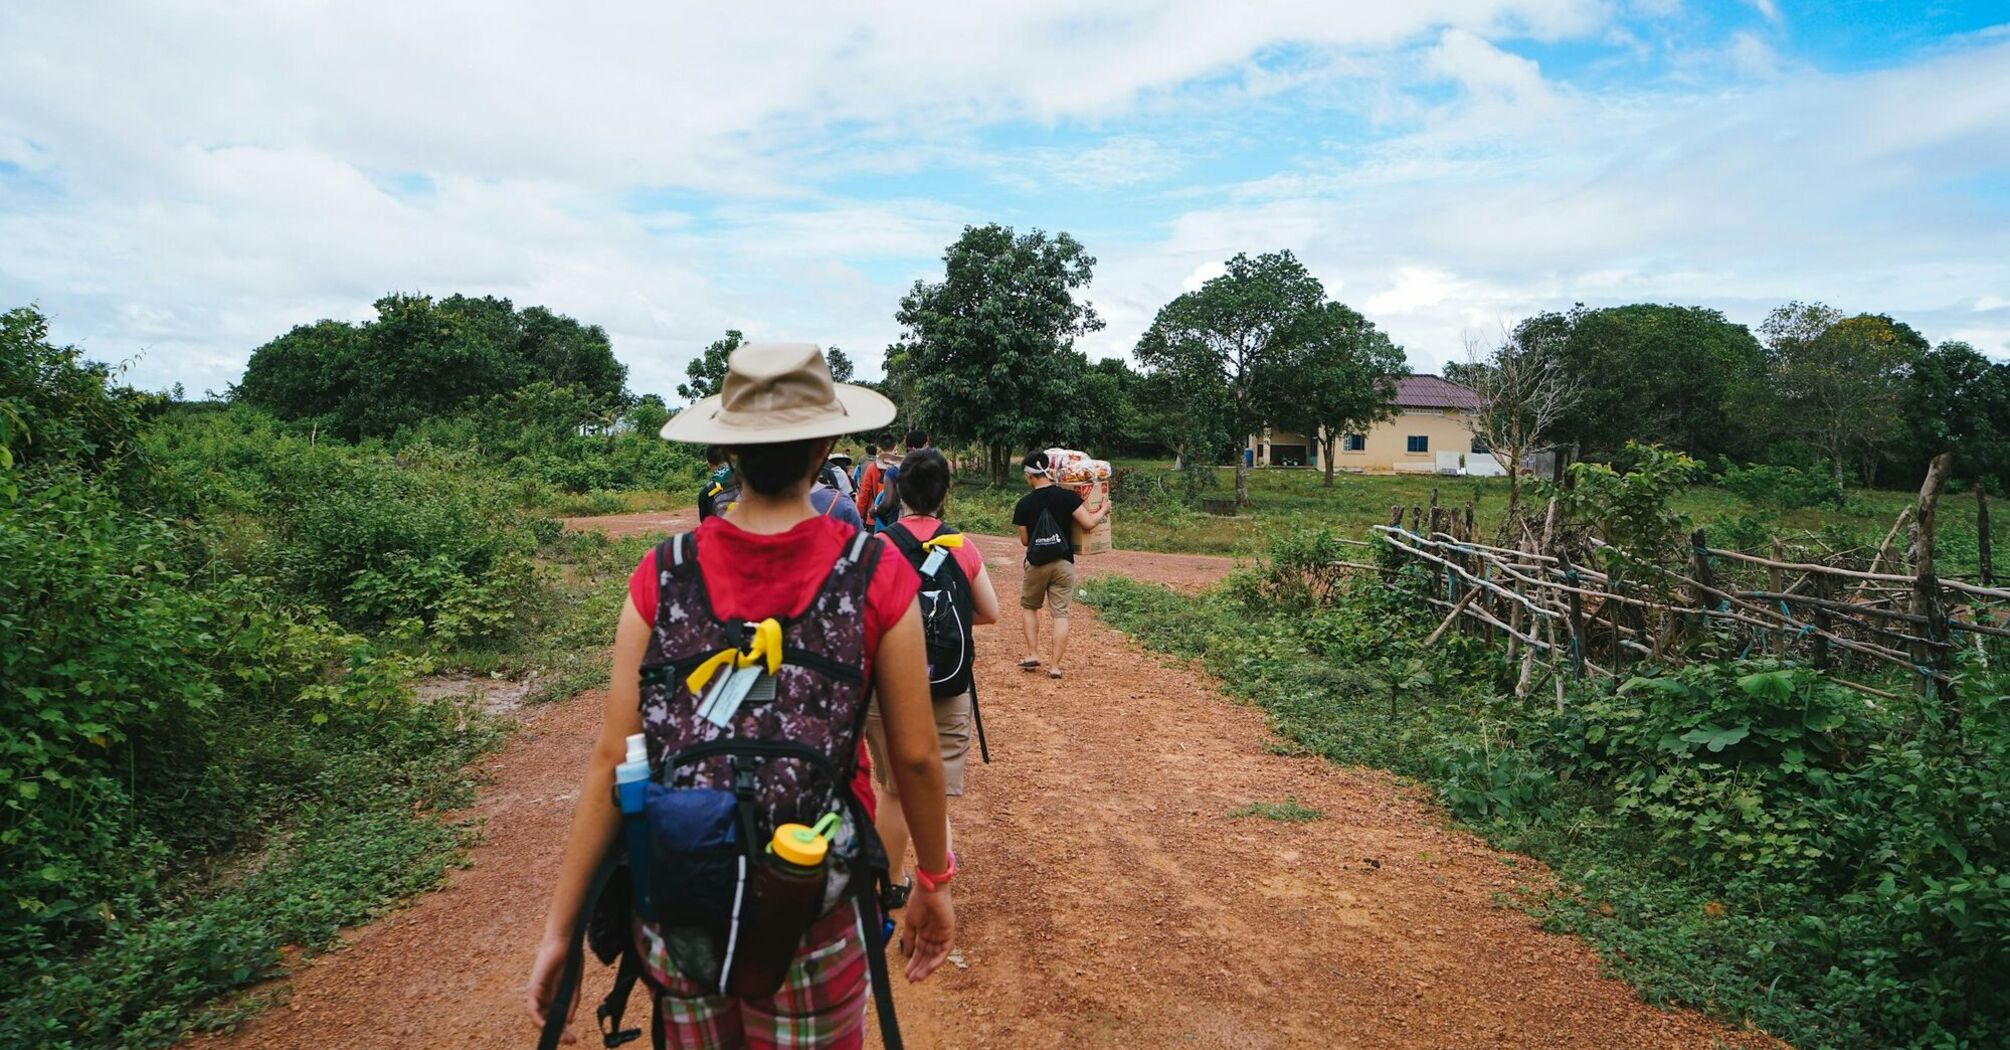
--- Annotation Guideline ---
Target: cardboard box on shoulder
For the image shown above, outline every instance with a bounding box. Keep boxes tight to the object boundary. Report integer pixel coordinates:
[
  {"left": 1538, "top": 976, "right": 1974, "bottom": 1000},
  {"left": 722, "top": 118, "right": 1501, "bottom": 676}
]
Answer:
[
  {"left": 1071, "top": 478, "right": 1112, "bottom": 555},
  {"left": 1045, "top": 447, "right": 1113, "bottom": 554}
]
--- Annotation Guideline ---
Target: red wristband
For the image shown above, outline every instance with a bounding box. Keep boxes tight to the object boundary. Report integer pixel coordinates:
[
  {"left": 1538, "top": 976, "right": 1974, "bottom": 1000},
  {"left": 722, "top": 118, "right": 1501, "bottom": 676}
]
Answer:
[{"left": 914, "top": 851, "right": 957, "bottom": 891}]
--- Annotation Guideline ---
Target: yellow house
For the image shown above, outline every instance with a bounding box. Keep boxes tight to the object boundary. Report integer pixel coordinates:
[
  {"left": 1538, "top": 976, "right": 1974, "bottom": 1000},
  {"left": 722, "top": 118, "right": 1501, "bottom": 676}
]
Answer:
[{"left": 1245, "top": 375, "right": 1501, "bottom": 476}]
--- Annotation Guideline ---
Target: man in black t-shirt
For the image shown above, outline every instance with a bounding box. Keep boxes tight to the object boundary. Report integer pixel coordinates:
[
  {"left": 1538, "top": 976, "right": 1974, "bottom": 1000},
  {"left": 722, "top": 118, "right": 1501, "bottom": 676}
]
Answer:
[{"left": 1011, "top": 450, "right": 1110, "bottom": 679}]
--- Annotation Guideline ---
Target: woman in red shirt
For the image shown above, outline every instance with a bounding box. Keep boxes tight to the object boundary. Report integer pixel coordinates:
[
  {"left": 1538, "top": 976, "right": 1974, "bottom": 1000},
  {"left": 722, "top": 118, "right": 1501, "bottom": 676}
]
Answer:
[
  {"left": 864, "top": 448, "right": 1000, "bottom": 899},
  {"left": 527, "top": 344, "right": 956, "bottom": 1049}
]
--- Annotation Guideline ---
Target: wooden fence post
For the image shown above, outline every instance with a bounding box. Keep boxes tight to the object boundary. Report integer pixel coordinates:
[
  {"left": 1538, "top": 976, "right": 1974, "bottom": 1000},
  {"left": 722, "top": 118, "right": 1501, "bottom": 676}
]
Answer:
[
  {"left": 1769, "top": 538, "right": 1786, "bottom": 656},
  {"left": 1812, "top": 572, "right": 1833, "bottom": 671},
  {"left": 1556, "top": 547, "right": 1587, "bottom": 679},
  {"left": 1979, "top": 483, "right": 1993, "bottom": 587},
  {"left": 1913, "top": 453, "right": 1954, "bottom": 704},
  {"left": 1382, "top": 506, "right": 1405, "bottom": 584},
  {"left": 1688, "top": 528, "right": 1715, "bottom": 640}
]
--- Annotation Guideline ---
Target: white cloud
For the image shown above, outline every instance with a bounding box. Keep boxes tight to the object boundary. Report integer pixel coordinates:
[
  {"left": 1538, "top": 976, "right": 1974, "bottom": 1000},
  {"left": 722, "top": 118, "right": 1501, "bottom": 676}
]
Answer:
[
  {"left": 1728, "top": 30, "right": 1781, "bottom": 78},
  {"left": 2, "top": 0, "right": 2007, "bottom": 399}
]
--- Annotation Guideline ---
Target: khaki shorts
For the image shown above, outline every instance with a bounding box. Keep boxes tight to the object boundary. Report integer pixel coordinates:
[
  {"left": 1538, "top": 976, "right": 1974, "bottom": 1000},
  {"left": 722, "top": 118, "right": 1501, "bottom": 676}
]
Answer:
[
  {"left": 862, "top": 691, "right": 972, "bottom": 797},
  {"left": 1019, "top": 558, "right": 1077, "bottom": 616}
]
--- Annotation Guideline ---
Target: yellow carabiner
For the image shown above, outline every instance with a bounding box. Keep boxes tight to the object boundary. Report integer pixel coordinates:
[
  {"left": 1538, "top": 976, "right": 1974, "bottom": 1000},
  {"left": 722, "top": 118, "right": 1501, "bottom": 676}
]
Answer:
[
  {"left": 738, "top": 617, "right": 784, "bottom": 675},
  {"left": 684, "top": 649, "right": 739, "bottom": 694},
  {"left": 921, "top": 533, "right": 965, "bottom": 551}
]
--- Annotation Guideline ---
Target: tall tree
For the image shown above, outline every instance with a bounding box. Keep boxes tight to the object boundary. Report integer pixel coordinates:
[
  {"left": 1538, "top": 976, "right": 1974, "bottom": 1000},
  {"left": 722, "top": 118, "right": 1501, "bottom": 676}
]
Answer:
[
  {"left": 1897, "top": 341, "right": 2010, "bottom": 490},
  {"left": 885, "top": 224, "right": 1103, "bottom": 485},
  {"left": 824, "top": 346, "right": 855, "bottom": 384},
  {"left": 1135, "top": 251, "right": 1323, "bottom": 506},
  {"left": 678, "top": 329, "right": 744, "bottom": 404},
  {"left": 1273, "top": 301, "right": 1407, "bottom": 488},
  {"left": 1761, "top": 303, "right": 1923, "bottom": 486},
  {"left": 234, "top": 293, "right": 626, "bottom": 439},
  {"left": 1528, "top": 303, "right": 1767, "bottom": 462},
  {"left": 1466, "top": 323, "right": 1579, "bottom": 526}
]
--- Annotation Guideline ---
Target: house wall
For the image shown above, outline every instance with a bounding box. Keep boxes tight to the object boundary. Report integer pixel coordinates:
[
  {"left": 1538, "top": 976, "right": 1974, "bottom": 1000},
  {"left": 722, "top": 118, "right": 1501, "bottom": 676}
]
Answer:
[{"left": 1247, "top": 409, "right": 1488, "bottom": 474}]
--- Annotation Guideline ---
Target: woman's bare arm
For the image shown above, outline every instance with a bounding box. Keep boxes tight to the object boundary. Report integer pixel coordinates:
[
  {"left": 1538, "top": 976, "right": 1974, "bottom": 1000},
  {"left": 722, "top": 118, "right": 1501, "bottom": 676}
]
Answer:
[
  {"left": 526, "top": 602, "right": 649, "bottom": 1039},
  {"left": 873, "top": 600, "right": 957, "bottom": 980}
]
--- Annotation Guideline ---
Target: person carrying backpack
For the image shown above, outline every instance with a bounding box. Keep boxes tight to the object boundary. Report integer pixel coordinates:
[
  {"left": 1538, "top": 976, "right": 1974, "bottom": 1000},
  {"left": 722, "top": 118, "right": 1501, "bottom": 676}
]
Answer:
[
  {"left": 864, "top": 449, "right": 1000, "bottom": 903},
  {"left": 822, "top": 452, "right": 857, "bottom": 500},
  {"left": 812, "top": 478, "right": 865, "bottom": 529},
  {"left": 526, "top": 343, "right": 956, "bottom": 1050},
  {"left": 1012, "top": 450, "right": 1110, "bottom": 680},
  {"left": 697, "top": 445, "right": 738, "bottom": 521}
]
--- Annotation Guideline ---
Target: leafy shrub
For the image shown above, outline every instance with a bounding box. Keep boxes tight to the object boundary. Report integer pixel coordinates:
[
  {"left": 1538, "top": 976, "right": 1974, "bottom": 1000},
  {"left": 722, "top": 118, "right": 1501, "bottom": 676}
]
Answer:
[
  {"left": 1720, "top": 462, "right": 1846, "bottom": 510},
  {"left": 1251, "top": 527, "right": 1354, "bottom": 607},
  {"left": 3, "top": 323, "right": 532, "bottom": 1047}
]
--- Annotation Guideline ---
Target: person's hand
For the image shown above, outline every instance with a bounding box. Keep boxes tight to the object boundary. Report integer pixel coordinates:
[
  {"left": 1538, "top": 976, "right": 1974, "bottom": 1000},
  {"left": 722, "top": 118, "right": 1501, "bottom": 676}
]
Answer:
[
  {"left": 900, "top": 885, "right": 956, "bottom": 981},
  {"left": 525, "top": 932, "right": 580, "bottom": 1044}
]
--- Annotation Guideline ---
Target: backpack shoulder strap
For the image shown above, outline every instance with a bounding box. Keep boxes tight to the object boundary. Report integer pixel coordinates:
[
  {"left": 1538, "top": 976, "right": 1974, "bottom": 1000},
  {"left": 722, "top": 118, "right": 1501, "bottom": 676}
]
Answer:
[{"left": 881, "top": 521, "right": 925, "bottom": 562}]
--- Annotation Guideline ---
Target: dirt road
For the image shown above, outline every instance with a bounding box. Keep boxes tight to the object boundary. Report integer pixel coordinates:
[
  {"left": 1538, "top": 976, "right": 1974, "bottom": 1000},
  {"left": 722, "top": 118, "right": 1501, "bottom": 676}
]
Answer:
[{"left": 191, "top": 514, "right": 1768, "bottom": 1049}]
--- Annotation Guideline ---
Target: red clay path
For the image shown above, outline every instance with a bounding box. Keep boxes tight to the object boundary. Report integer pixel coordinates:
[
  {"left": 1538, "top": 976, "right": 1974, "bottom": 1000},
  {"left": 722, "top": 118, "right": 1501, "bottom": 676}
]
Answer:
[{"left": 188, "top": 511, "right": 1773, "bottom": 1049}]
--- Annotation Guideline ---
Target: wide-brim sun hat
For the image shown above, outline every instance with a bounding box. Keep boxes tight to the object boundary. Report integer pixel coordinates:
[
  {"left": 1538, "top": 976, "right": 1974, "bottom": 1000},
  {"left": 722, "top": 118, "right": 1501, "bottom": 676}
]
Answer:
[{"left": 659, "top": 341, "right": 895, "bottom": 444}]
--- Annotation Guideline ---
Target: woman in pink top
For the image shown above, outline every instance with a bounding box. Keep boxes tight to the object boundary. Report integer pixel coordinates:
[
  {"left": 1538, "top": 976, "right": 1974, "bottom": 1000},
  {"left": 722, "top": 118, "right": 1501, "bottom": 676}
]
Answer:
[{"left": 864, "top": 448, "right": 999, "bottom": 901}]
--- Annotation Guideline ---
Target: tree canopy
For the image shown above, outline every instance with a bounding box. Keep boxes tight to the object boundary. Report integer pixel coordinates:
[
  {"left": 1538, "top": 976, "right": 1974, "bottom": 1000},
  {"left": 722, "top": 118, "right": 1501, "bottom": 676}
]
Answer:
[
  {"left": 1272, "top": 301, "right": 1407, "bottom": 487},
  {"left": 884, "top": 224, "right": 1103, "bottom": 484},
  {"left": 1761, "top": 303, "right": 1925, "bottom": 486},
  {"left": 234, "top": 294, "right": 626, "bottom": 439},
  {"left": 1136, "top": 251, "right": 1334, "bottom": 503},
  {"left": 1517, "top": 304, "right": 1766, "bottom": 462},
  {"left": 824, "top": 347, "right": 855, "bottom": 384},
  {"left": 677, "top": 329, "right": 743, "bottom": 404}
]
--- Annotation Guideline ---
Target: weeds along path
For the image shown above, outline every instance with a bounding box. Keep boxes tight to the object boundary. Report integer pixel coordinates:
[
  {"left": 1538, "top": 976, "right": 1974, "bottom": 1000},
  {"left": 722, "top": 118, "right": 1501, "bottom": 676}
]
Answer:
[{"left": 191, "top": 513, "right": 1767, "bottom": 1049}]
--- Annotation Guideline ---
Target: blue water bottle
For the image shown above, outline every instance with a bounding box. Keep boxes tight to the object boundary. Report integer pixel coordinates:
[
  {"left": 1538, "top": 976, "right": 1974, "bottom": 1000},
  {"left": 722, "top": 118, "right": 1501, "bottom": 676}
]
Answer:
[{"left": 613, "top": 733, "right": 655, "bottom": 921}]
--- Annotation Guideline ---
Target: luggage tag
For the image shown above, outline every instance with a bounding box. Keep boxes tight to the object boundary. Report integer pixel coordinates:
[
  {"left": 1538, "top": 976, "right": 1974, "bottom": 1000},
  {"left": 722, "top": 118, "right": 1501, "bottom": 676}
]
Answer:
[
  {"left": 696, "top": 669, "right": 741, "bottom": 728},
  {"left": 700, "top": 664, "right": 769, "bottom": 727},
  {"left": 919, "top": 547, "right": 948, "bottom": 578}
]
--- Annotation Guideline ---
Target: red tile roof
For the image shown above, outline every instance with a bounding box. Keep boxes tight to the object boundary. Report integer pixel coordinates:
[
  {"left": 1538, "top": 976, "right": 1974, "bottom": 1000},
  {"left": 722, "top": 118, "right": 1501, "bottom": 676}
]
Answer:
[{"left": 1395, "top": 374, "right": 1481, "bottom": 410}]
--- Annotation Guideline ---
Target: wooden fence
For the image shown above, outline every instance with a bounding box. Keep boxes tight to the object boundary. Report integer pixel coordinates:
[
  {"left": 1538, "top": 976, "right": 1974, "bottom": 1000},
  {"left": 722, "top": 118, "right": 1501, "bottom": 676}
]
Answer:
[{"left": 1368, "top": 453, "right": 2008, "bottom": 705}]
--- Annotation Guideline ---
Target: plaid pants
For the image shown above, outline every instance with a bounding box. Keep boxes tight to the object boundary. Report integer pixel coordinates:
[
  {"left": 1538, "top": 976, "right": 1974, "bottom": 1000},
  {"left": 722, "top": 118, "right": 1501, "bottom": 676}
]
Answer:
[{"left": 640, "top": 902, "right": 869, "bottom": 1050}]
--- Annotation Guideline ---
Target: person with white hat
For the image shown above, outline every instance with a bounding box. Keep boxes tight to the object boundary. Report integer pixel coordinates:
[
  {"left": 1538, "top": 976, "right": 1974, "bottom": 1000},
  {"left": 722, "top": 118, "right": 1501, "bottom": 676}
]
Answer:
[{"left": 528, "top": 343, "right": 955, "bottom": 1049}]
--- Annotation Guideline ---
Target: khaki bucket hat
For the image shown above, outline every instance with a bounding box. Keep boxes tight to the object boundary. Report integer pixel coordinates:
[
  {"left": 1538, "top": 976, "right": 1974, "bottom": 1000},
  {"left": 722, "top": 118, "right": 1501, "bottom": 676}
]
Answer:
[{"left": 659, "top": 342, "right": 895, "bottom": 444}]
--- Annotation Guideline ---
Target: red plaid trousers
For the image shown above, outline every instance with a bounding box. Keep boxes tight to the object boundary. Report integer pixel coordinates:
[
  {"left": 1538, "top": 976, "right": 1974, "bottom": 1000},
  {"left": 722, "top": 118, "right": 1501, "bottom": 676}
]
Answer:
[{"left": 640, "top": 902, "right": 869, "bottom": 1050}]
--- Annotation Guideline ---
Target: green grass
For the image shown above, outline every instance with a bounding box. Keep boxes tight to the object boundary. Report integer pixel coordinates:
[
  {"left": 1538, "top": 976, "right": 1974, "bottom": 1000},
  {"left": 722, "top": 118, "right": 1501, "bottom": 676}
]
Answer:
[
  {"left": 923, "top": 460, "right": 1996, "bottom": 575},
  {"left": 1229, "top": 797, "right": 1325, "bottom": 823}
]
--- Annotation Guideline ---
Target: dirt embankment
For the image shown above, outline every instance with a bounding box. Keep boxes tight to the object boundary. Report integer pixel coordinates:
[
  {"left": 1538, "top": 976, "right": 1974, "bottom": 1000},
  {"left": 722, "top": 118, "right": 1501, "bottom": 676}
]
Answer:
[{"left": 190, "top": 516, "right": 1769, "bottom": 1049}]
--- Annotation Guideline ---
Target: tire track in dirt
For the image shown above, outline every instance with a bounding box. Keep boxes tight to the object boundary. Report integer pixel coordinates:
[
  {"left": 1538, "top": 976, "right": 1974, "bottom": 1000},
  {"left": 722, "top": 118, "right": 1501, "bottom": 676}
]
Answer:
[{"left": 189, "top": 512, "right": 1772, "bottom": 1049}]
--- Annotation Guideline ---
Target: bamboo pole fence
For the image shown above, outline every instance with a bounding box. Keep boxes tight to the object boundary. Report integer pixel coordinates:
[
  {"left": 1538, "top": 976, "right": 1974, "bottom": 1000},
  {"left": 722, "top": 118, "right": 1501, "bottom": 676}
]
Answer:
[{"left": 1356, "top": 453, "right": 2003, "bottom": 701}]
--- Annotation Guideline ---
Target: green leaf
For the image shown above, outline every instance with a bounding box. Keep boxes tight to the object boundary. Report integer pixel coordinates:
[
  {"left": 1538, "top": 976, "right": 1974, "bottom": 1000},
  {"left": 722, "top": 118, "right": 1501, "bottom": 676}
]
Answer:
[{"left": 1679, "top": 724, "right": 1750, "bottom": 752}]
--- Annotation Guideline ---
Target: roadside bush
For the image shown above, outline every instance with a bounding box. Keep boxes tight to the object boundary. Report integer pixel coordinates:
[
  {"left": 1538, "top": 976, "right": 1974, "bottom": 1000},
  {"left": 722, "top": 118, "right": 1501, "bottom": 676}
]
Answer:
[
  {"left": 1720, "top": 462, "right": 1846, "bottom": 510},
  {"left": 145, "top": 410, "right": 546, "bottom": 638},
  {"left": 3, "top": 322, "right": 525, "bottom": 1047}
]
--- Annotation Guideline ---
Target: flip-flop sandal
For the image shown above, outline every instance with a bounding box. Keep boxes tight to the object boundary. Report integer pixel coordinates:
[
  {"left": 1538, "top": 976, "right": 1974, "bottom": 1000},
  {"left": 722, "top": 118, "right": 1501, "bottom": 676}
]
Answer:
[
  {"left": 1018, "top": 658, "right": 1041, "bottom": 670},
  {"left": 1048, "top": 668, "right": 1064, "bottom": 680}
]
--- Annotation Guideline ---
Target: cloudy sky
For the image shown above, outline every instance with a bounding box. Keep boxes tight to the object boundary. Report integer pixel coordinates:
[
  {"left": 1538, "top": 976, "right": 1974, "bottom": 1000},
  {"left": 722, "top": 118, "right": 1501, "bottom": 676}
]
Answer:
[{"left": 3, "top": 1, "right": 2007, "bottom": 398}]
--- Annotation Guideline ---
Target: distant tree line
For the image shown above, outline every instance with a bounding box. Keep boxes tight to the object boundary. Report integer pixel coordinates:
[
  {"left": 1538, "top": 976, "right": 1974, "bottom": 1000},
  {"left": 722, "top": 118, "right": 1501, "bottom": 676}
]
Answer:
[
  {"left": 231, "top": 236, "right": 2005, "bottom": 501},
  {"left": 1463, "top": 302, "right": 2009, "bottom": 494}
]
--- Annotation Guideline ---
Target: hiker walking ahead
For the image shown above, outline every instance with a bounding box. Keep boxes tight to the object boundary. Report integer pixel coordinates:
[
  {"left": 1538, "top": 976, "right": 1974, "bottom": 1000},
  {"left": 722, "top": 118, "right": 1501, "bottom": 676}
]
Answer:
[
  {"left": 866, "top": 448, "right": 999, "bottom": 902},
  {"left": 527, "top": 343, "right": 956, "bottom": 1050},
  {"left": 697, "top": 444, "right": 737, "bottom": 520},
  {"left": 1012, "top": 450, "right": 1109, "bottom": 680},
  {"left": 863, "top": 430, "right": 929, "bottom": 533}
]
